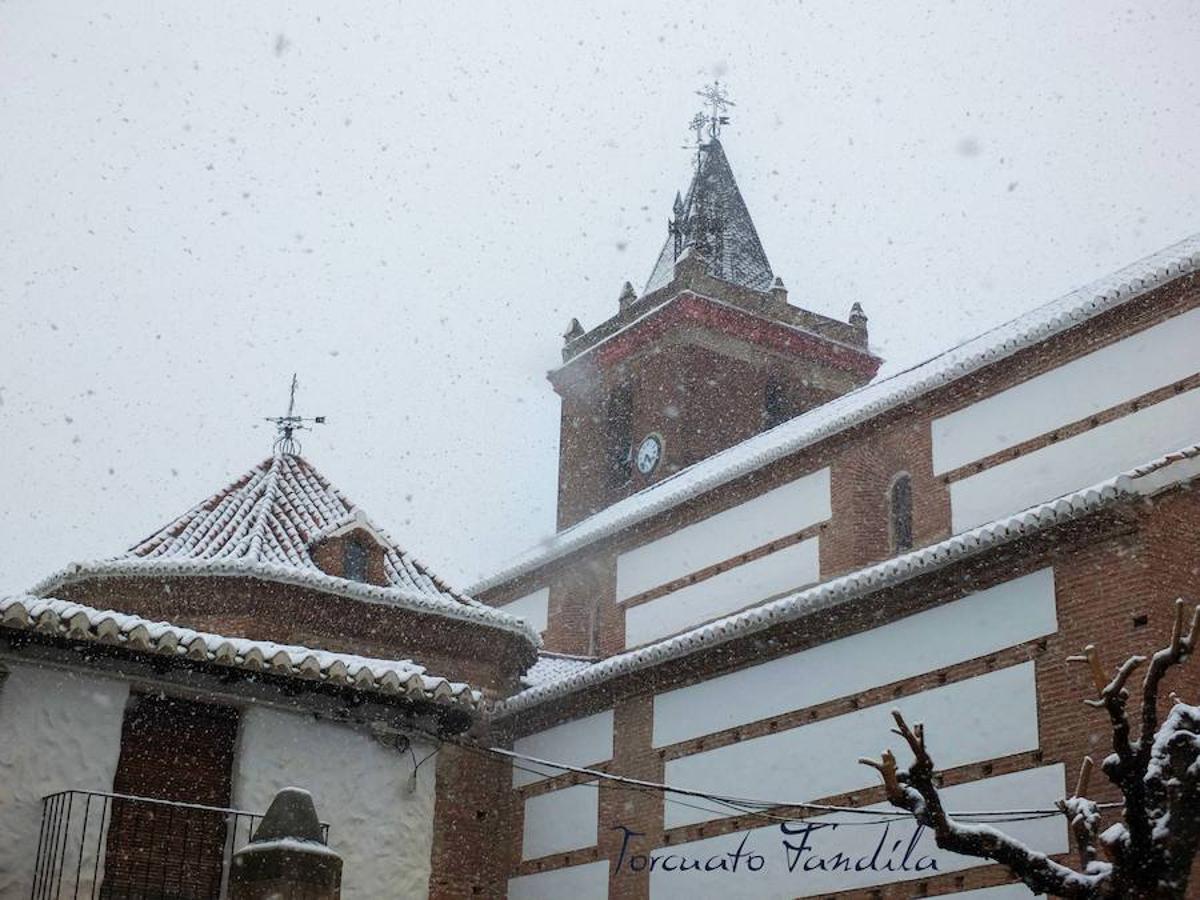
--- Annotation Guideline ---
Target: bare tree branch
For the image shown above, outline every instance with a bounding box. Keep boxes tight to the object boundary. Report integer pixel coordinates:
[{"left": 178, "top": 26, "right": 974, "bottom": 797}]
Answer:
[
  {"left": 1141, "top": 600, "right": 1199, "bottom": 753},
  {"left": 859, "top": 600, "right": 1200, "bottom": 899},
  {"left": 1066, "top": 645, "right": 1139, "bottom": 772},
  {"left": 1058, "top": 757, "right": 1105, "bottom": 874},
  {"left": 860, "top": 712, "right": 1106, "bottom": 898}
]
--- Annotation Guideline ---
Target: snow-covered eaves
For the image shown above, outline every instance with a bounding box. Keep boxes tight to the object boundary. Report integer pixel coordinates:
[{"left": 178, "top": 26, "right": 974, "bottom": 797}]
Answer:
[
  {"left": 491, "top": 444, "right": 1200, "bottom": 717},
  {"left": 520, "top": 651, "right": 598, "bottom": 691},
  {"left": 0, "top": 595, "right": 483, "bottom": 712},
  {"left": 31, "top": 556, "right": 540, "bottom": 646},
  {"left": 472, "top": 232, "right": 1200, "bottom": 595}
]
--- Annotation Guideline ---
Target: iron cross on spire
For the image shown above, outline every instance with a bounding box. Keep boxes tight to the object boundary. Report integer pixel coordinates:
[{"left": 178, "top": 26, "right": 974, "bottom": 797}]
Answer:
[
  {"left": 265, "top": 373, "right": 325, "bottom": 456},
  {"left": 694, "top": 80, "right": 735, "bottom": 140}
]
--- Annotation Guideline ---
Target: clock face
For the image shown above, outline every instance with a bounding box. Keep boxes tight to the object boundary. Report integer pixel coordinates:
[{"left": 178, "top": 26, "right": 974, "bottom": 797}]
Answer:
[{"left": 635, "top": 434, "right": 663, "bottom": 475}]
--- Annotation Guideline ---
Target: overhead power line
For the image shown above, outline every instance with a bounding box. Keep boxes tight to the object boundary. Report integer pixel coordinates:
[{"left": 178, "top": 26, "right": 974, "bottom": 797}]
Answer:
[{"left": 476, "top": 742, "right": 1119, "bottom": 825}]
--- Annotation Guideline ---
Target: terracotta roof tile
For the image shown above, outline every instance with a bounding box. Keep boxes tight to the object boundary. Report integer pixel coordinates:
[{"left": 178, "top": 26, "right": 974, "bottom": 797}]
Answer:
[{"left": 0, "top": 595, "right": 483, "bottom": 711}]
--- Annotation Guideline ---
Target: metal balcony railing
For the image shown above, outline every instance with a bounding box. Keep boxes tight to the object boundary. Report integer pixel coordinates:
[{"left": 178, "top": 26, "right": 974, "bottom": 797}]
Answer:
[{"left": 30, "top": 790, "right": 330, "bottom": 900}]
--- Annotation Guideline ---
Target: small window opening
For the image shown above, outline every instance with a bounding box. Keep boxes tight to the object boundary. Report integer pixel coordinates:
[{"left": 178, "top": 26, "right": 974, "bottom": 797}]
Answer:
[
  {"left": 343, "top": 538, "right": 369, "bottom": 582},
  {"left": 763, "top": 377, "right": 790, "bottom": 429},
  {"left": 604, "top": 385, "right": 633, "bottom": 487},
  {"left": 889, "top": 473, "right": 913, "bottom": 553}
]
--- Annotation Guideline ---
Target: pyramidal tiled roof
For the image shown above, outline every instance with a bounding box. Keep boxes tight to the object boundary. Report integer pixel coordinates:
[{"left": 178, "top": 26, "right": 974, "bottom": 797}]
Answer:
[
  {"left": 644, "top": 138, "right": 774, "bottom": 294},
  {"left": 33, "top": 452, "right": 540, "bottom": 645},
  {"left": 124, "top": 453, "right": 450, "bottom": 594}
]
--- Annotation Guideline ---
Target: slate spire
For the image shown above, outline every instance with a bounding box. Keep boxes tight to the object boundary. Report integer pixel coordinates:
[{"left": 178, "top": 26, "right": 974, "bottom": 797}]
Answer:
[{"left": 644, "top": 138, "right": 774, "bottom": 294}]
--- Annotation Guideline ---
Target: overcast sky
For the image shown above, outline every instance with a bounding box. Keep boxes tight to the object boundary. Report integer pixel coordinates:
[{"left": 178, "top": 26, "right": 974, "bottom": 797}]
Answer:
[{"left": 1, "top": 1, "right": 1197, "bottom": 594}]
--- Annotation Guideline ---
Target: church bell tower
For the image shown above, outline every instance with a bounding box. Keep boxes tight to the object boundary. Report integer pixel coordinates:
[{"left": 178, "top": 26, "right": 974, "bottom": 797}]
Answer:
[{"left": 551, "top": 85, "right": 882, "bottom": 527}]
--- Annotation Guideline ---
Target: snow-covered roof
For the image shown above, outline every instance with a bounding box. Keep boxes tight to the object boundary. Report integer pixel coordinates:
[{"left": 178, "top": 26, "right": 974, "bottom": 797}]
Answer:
[
  {"left": 492, "top": 444, "right": 1200, "bottom": 717},
  {"left": 32, "top": 452, "right": 539, "bottom": 647},
  {"left": 519, "top": 651, "right": 597, "bottom": 690},
  {"left": 473, "top": 231, "right": 1200, "bottom": 595},
  {"left": 0, "top": 595, "right": 483, "bottom": 711},
  {"left": 644, "top": 138, "right": 774, "bottom": 294}
]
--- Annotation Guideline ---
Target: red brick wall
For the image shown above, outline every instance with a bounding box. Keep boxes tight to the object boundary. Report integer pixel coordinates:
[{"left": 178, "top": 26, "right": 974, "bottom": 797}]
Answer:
[
  {"left": 495, "top": 494, "right": 1199, "bottom": 897},
  {"left": 466, "top": 271, "right": 1200, "bottom": 897}
]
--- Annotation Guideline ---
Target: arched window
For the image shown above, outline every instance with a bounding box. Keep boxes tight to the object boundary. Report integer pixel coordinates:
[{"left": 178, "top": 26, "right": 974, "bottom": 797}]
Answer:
[
  {"left": 889, "top": 473, "right": 913, "bottom": 554},
  {"left": 343, "top": 538, "right": 369, "bottom": 582}
]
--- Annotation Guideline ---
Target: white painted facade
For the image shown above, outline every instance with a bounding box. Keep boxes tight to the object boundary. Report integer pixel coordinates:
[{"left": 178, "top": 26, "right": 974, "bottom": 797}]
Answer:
[
  {"left": 664, "top": 663, "right": 1039, "bottom": 828},
  {"left": 652, "top": 568, "right": 1057, "bottom": 747},
  {"left": 233, "top": 705, "right": 438, "bottom": 900},
  {"left": 500, "top": 587, "right": 551, "bottom": 635},
  {"left": 932, "top": 307, "right": 1200, "bottom": 474},
  {"left": 0, "top": 661, "right": 445, "bottom": 899},
  {"left": 508, "top": 859, "right": 610, "bottom": 899},
  {"left": 649, "top": 766, "right": 1067, "bottom": 898},
  {"left": 512, "top": 708, "right": 614, "bottom": 787},
  {"left": 615, "top": 467, "right": 831, "bottom": 602},
  {"left": 0, "top": 661, "right": 129, "bottom": 898},
  {"left": 521, "top": 781, "right": 599, "bottom": 860},
  {"left": 949, "top": 386, "right": 1200, "bottom": 531},
  {"left": 948, "top": 884, "right": 1037, "bottom": 898},
  {"left": 624, "top": 538, "right": 820, "bottom": 648}
]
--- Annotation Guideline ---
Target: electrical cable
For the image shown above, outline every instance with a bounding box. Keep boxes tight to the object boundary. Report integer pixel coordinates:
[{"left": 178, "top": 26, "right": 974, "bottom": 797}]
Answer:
[
  {"left": 481, "top": 743, "right": 1109, "bottom": 822},
  {"left": 419, "top": 728, "right": 1104, "bottom": 827}
]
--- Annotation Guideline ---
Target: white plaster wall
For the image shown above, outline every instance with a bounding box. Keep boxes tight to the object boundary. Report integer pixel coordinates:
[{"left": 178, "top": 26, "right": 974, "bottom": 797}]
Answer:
[
  {"left": 932, "top": 307, "right": 1200, "bottom": 474},
  {"left": 615, "top": 467, "right": 831, "bottom": 602},
  {"left": 948, "top": 885, "right": 1036, "bottom": 898},
  {"left": 653, "top": 568, "right": 1056, "bottom": 747},
  {"left": 649, "top": 766, "right": 1066, "bottom": 898},
  {"left": 625, "top": 538, "right": 820, "bottom": 648},
  {"left": 950, "top": 386, "right": 1200, "bottom": 532},
  {"left": 233, "top": 705, "right": 437, "bottom": 900},
  {"left": 665, "top": 663, "right": 1038, "bottom": 828},
  {"left": 508, "top": 859, "right": 609, "bottom": 899},
  {"left": 499, "top": 587, "right": 550, "bottom": 635},
  {"left": 521, "top": 781, "right": 598, "bottom": 860},
  {"left": 0, "top": 661, "right": 129, "bottom": 898},
  {"left": 512, "top": 709, "right": 614, "bottom": 787}
]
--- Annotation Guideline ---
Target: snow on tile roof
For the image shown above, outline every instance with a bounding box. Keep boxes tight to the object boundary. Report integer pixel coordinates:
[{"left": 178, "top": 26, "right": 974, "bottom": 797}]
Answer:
[
  {"left": 0, "top": 595, "right": 483, "bottom": 711},
  {"left": 491, "top": 444, "right": 1200, "bottom": 717},
  {"left": 519, "top": 651, "right": 597, "bottom": 690},
  {"left": 32, "top": 452, "right": 539, "bottom": 646},
  {"left": 473, "top": 232, "right": 1200, "bottom": 595},
  {"left": 644, "top": 138, "right": 774, "bottom": 294}
]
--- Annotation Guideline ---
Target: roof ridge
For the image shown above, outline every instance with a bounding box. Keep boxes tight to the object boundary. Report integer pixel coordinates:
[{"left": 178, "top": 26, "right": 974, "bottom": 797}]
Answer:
[{"left": 240, "top": 452, "right": 286, "bottom": 561}]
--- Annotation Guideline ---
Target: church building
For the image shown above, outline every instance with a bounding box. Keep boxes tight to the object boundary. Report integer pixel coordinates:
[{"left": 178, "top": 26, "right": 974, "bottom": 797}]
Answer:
[{"left": 1, "top": 91, "right": 1198, "bottom": 899}]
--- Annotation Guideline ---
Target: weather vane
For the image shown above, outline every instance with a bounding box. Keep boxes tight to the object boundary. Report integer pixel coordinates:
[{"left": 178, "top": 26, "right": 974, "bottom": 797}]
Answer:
[
  {"left": 265, "top": 373, "right": 325, "bottom": 456},
  {"left": 694, "top": 80, "right": 735, "bottom": 140}
]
